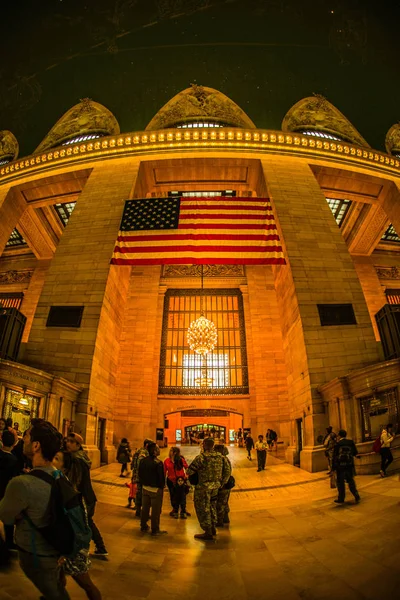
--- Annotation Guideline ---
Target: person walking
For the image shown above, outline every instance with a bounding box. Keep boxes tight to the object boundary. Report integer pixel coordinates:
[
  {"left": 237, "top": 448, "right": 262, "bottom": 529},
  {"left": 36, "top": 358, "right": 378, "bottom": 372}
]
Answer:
[
  {"left": 187, "top": 437, "right": 230, "bottom": 541},
  {"left": 332, "top": 429, "right": 360, "bottom": 504},
  {"left": 117, "top": 437, "right": 132, "bottom": 477},
  {"left": 255, "top": 435, "right": 268, "bottom": 471},
  {"left": 215, "top": 442, "right": 233, "bottom": 527},
  {"left": 66, "top": 433, "right": 108, "bottom": 557},
  {"left": 245, "top": 433, "right": 254, "bottom": 460},
  {"left": 323, "top": 426, "right": 337, "bottom": 474},
  {"left": 53, "top": 450, "right": 102, "bottom": 600},
  {"left": 164, "top": 447, "right": 189, "bottom": 517},
  {"left": 0, "top": 418, "right": 70, "bottom": 599},
  {"left": 131, "top": 438, "right": 153, "bottom": 517},
  {"left": 138, "top": 443, "right": 167, "bottom": 536},
  {"left": 380, "top": 423, "right": 394, "bottom": 477}
]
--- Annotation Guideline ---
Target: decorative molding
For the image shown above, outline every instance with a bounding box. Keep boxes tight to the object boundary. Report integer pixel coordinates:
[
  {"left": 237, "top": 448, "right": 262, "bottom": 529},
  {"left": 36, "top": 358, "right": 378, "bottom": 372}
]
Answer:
[
  {"left": 375, "top": 266, "right": 400, "bottom": 280},
  {"left": 146, "top": 85, "right": 256, "bottom": 131},
  {"left": 282, "top": 94, "right": 370, "bottom": 147},
  {"left": 2, "top": 128, "right": 400, "bottom": 184},
  {"left": 0, "top": 130, "right": 19, "bottom": 162},
  {"left": 0, "top": 270, "right": 33, "bottom": 284},
  {"left": 35, "top": 98, "right": 120, "bottom": 153},
  {"left": 162, "top": 264, "right": 245, "bottom": 278}
]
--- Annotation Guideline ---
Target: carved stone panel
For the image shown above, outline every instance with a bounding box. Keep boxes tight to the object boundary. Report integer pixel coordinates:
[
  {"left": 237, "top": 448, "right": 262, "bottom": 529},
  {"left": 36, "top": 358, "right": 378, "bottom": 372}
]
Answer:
[
  {"left": 0, "top": 270, "right": 33, "bottom": 284},
  {"left": 162, "top": 264, "right": 245, "bottom": 278},
  {"left": 375, "top": 266, "right": 400, "bottom": 280}
]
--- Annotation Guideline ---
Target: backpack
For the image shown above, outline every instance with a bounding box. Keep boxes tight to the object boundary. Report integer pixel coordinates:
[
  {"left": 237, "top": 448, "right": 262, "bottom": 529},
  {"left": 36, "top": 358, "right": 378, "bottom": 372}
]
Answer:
[
  {"left": 25, "top": 470, "right": 92, "bottom": 559},
  {"left": 336, "top": 444, "right": 354, "bottom": 468},
  {"left": 372, "top": 436, "right": 382, "bottom": 453}
]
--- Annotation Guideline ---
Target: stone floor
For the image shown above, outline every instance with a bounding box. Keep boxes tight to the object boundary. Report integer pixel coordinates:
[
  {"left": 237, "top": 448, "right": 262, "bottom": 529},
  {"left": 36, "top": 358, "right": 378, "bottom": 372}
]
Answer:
[{"left": 2, "top": 446, "right": 400, "bottom": 600}]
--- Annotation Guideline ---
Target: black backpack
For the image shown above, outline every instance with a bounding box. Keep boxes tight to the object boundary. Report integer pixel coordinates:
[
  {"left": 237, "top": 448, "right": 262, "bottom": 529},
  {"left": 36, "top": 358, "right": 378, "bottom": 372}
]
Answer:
[
  {"left": 336, "top": 444, "right": 354, "bottom": 468},
  {"left": 25, "top": 470, "right": 92, "bottom": 558}
]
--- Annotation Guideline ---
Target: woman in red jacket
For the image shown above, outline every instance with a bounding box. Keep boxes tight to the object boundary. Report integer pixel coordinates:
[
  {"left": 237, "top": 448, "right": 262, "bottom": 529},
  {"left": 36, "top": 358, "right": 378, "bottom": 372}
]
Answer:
[{"left": 164, "top": 447, "right": 189, "bottom": 516}]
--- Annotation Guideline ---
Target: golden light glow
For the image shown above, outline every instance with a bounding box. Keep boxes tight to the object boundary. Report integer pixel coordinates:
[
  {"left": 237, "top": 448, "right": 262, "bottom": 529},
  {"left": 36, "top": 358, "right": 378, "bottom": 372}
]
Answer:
[{"left": 187, "top": 315, "right": 218, "bottom": 356}]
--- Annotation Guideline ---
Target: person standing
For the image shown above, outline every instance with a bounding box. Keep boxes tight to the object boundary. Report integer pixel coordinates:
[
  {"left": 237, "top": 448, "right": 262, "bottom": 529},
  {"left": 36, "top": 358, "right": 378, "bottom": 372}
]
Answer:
[
  {"left": 187, "top": 437, "right": 230, "bottom": 541},
  {"left": 66, "top": 433, "right": 108, "bottom": 557},
  {"left": 255, "top": 435, "right": 268, "bottom": 472},
  {"left": 332, "top": 429, "right": 360, "bottom": 504},
  {"left": 380, "top": 424, "right": 394, "bottom": 477},
  {"left": 0, "top": 429, "right": 19, "bottom": 551},
  {"left": 323, "top": 426, "right": 337, "bottom": 474},
  {"left": 138, "top": 443, "right": 167, "bottom": 536},
  {"left": 117, "top": 437, "right": 132, "bottom": 477},
  {"left": 245, "top": 433, "right": 254, "bottom": 460},
  {"left": 0, "top": 418, "right": 70, "bottom": 599},
  {"left": 164, "top": 447, "right": 189, "bottom": 516},
  {"left": 131, "top": 438, "right": 153, "bottom": 517},
  {"left": 215, "top": 443, "right": 232, "bottom": 527}
]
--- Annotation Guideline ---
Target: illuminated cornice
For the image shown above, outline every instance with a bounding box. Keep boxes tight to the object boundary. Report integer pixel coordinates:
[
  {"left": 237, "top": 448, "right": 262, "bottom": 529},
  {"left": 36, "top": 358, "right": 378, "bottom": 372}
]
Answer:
[{"left": 1, "top": 128, "right": 400, "bottom": 184}]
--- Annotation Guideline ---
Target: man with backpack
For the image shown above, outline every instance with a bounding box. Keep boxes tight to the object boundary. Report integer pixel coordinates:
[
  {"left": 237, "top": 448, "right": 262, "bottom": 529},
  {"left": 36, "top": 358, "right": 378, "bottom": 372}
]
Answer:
[
  {"left": 0, "top": 418, "right": 70, "bottom": 599},
  {"left": 332, "top": 429, "right": 360, "bottom": 505}
]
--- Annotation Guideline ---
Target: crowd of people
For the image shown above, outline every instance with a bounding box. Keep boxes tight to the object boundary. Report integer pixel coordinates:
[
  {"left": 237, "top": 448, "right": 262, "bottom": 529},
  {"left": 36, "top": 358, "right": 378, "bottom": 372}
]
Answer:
[
  {"left": 0, "top": 417, "right": 396, "bottom": 599},
  {"left": 0, "top": 419, "right": 106, "bottom": 599}
]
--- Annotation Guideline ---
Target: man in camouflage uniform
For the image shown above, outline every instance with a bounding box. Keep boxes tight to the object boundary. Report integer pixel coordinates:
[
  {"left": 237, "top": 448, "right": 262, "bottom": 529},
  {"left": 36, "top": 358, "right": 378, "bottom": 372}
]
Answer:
[
  {"left": 131, "top": 438, "right": 153, "bottom": 517},
  {"left": 187, "top": 437, "right": 231, "bottom": 541},
  {"left": 214, "top": 443, "right": 232, "bottom": 527}
]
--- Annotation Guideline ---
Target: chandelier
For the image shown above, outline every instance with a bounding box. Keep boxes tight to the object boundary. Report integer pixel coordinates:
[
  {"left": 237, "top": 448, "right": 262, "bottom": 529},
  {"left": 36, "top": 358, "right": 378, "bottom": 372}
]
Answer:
[{"left": 186, "top": 265, "right": 218, "bottom": 356}]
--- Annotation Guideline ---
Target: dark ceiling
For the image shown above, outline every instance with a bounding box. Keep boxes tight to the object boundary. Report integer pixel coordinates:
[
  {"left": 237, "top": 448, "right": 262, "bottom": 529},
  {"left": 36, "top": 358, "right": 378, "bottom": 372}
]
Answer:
[{"left": 1, "top": 0, "right": 399, "bottom": 157}]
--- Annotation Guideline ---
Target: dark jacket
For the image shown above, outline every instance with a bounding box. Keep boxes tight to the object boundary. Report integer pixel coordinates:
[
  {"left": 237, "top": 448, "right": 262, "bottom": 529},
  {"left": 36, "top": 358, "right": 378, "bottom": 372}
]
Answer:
[
  {"left": 76, "top": 457, "right": 97, "bottom": 505},
  {"left": 117, "top": 442, "right": 131, "bottom": 464},
  {"left": 0, "top": 449, "right": 18, "bottom": 499},
  {"left": 333, "top": 438, "right": 358, "bottom": 471},
  {"left": 245, "top": 436, "right": 254, "bottom": 449},
  {"left": 138, "top": 457, "right": 165, "bottom": 489}
]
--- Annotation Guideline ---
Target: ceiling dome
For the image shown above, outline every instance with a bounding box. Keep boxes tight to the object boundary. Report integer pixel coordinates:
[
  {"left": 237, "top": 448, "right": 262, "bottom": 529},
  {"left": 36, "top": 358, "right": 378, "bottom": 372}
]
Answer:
[
  {"left": 282, "top": 95, "right": 370, "bottom": 147},
  {"left": 385, "top": 123, "right": 400, "bottom": 156},
  {"left": 35, "top": 98, "right": 120, "bottom": 153},
  {"left": 146, "top": 84, "right": 256, "bottom": 130},
  {"left": 0, "top": 130, "right": 19, "bottom": 164}
]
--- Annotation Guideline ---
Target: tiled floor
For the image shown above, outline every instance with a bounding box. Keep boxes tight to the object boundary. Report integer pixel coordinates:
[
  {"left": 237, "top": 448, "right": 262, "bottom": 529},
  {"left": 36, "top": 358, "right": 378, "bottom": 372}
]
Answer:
[{"left": 2, "top": 446, "right": 400, "bottom": 600}]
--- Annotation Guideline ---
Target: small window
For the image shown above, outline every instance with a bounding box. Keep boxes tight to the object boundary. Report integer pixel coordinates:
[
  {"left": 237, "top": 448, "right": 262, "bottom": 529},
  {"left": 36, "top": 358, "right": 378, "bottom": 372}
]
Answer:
[
  {"left": 326, "top": 198, "right": 351, "bottom": 227},
  {"left": 381, "top": 224, "right": 400, "bottom": 244},
  {"left": 317, "top": 304, "right": 356, "bottom": 326},
  {"left": 0, "top": 292, "right": 24, "bottom": 310},
  {"left": 46, "top": 306, "right": 84, "bottom": 328},
  {"left": 6, "top": 228, "right": 26, "bottom": 247}
]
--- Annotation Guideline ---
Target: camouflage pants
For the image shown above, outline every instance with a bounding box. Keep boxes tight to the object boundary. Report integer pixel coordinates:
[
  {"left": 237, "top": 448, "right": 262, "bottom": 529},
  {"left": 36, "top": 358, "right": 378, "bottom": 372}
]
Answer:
[
  {"left": 193, "top": 486, "right": 219, "bottom": 532},
  {"left": 216, "top": 488, "right": 231, "bottom": 524}
]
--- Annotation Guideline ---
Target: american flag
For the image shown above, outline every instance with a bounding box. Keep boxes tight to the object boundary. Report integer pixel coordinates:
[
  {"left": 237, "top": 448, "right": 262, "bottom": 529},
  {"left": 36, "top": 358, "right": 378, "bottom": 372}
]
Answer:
[{"left": 111, "top": 196, "right": 285, "bottom": 265}]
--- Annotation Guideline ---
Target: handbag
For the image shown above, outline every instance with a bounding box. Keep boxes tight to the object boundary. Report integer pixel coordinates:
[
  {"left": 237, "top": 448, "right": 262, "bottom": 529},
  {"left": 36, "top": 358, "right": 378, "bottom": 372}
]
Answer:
[
  {"left": 188, "top": 471, "right": 199, "bottom": 486},
  {"left": 330, "top": 471, "right": 337, "bottom": 489},
  {"left": 224, "top": 475, "right": 235, "bottom": 490}
]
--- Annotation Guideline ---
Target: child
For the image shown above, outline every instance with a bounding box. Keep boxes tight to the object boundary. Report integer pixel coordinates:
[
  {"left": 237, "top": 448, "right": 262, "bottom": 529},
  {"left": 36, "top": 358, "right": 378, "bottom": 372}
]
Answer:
[
  {"left": 125, "top": 480, "right": 137, "bottom": 509},
  {"left": 171, "top": 476, "right": 190, "bottom": 519}
]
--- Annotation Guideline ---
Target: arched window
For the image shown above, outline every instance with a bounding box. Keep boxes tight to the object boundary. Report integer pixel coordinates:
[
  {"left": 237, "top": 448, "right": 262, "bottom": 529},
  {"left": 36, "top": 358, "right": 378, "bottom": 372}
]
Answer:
[
  {"left": 300, "top": 130, "right": 343, "bottom": 141},
  {"left": 61, "top": 133, "right": 103, "bottom": 145}
]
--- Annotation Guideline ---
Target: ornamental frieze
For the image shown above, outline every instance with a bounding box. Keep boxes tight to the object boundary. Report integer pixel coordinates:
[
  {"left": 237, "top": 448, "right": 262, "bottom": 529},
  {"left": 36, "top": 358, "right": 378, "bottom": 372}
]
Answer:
[
  {"left": 162, "top": 264, "right": 245, "bottom": 278},
  {"left": 375, "top": 265, "right": 400, "bottom": 279},
  {"left": 0, "top": 270, "right": 33, "bottom": 284}
]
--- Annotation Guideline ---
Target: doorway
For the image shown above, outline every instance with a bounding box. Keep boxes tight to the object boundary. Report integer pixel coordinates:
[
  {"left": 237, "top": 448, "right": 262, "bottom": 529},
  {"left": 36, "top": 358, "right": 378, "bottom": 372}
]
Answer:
[
  {"left": 163, "top": 408, "right": 243, "bottom": 444},
  {"left": 295, "top": 418, "right": 303, "bottom": 466},
  {"left": 97, "top": 417, "right": 107, "bottom": 465}
]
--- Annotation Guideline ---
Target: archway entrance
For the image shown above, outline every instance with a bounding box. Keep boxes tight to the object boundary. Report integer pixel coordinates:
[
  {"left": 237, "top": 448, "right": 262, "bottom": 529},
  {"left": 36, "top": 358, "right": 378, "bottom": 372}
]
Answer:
[{"left": 164, "top": 408, "right": 243, "bottom": 445}]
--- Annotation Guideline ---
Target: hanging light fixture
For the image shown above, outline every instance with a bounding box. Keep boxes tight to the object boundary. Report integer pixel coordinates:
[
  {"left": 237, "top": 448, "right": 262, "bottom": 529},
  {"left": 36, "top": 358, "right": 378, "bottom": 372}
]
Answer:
[
  {"left": 19, "top": 386, "right": 29, "bottom": 406},
  {"left": 187, "top": 265, "right": 218, "bottom": 356}
]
